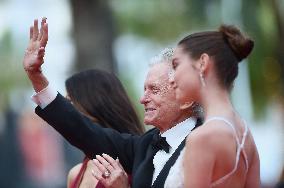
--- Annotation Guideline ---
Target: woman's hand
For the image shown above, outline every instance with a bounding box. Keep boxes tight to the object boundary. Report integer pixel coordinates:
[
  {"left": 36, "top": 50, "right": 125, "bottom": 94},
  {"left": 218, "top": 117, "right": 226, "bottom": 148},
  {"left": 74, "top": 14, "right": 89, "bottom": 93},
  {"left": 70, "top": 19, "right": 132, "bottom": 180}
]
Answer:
[
  {"left": 23, "top": 18, "right": 49, "bottom": 92},
  {"left": 92, "top": 154, "right": 130, "bottom": 188}
]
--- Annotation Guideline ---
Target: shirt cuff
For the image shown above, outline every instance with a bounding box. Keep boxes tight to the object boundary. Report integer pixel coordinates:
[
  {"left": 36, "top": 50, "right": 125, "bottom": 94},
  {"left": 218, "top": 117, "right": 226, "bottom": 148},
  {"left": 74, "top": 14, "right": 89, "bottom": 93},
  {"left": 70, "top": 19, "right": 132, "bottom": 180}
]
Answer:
[{"left": 31, "top": 86, "right": 58, "bottom": 109}]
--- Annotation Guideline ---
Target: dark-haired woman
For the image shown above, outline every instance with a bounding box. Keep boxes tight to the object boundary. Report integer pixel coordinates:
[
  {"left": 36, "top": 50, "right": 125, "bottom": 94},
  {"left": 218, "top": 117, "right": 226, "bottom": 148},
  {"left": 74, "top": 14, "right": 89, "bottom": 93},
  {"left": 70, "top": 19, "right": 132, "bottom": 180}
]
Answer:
[
  {"left": 166, "top": 25, "right": 260, "bottom": 187},
  {"left": 66, "top": 69, "right": 144, "bottom": 188}
]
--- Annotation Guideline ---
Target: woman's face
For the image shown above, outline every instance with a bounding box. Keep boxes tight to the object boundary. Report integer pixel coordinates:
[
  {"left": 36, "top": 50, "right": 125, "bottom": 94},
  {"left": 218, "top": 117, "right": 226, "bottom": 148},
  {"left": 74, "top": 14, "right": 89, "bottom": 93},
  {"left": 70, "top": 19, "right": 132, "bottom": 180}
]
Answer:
[{"left": 172, "top": 46, "right": 201, "bottom": 105}]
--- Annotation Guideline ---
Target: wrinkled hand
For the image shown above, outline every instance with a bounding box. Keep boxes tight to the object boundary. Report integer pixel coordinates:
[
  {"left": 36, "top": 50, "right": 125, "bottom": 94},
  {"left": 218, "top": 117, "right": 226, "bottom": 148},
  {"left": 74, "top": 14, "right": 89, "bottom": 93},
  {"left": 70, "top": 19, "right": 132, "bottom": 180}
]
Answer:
[
  {"left": 23, "top": 18, "right": 48, "bottom": 74},
  {"left": 92, "top": 154, "right": 130, "bottom": 188}
]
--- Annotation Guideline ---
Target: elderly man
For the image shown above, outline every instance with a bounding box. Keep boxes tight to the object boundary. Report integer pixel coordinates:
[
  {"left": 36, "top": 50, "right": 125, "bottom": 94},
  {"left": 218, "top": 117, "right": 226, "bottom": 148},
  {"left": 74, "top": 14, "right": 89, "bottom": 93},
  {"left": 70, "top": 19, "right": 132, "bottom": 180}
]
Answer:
[{"left": 23, "top": 18, "right": 201, "bottom": 188}]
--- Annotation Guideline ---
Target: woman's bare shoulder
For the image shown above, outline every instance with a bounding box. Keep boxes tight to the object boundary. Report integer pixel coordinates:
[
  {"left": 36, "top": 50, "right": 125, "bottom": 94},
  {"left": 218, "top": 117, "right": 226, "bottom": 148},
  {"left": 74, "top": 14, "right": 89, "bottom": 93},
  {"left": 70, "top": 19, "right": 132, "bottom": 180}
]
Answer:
[{"left": 186, "top": 121, "right": 236, "bottom": 151}]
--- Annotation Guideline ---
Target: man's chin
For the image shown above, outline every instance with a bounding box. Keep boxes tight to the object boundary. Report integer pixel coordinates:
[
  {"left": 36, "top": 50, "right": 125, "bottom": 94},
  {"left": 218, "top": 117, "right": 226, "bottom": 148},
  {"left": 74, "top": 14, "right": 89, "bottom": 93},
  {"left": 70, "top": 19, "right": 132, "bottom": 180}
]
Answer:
[
  {"left": 143, "top": 120, "right": 151, "bottom": 125},
  {"left": 143, "top": 118, "right": 154, "bottom": 126}
]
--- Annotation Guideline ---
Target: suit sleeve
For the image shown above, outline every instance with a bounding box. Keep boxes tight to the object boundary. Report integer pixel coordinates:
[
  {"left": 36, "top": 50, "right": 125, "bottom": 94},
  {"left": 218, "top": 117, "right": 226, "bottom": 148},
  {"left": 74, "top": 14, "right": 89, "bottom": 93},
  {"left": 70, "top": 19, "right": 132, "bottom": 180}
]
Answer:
[{"left": 35, "top": 93, "right": 139, "bottom": 173}]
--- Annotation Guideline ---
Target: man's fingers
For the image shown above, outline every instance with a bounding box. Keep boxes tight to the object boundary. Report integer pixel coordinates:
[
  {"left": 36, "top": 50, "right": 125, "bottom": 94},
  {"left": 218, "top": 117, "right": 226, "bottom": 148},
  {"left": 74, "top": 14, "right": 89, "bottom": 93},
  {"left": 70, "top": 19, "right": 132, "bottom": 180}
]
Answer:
[
  {"left": 30, "top": 26, "right": 33, "bottom": 40},
  {"left": 40, "top": 23, "right": 48, "bottom": 47},
  {"left": 38, "top": 17, "right": 46, "bottom": 40},
  {"left": 36, "top": 47, "right": 45, "bottom": 67},
  {"left": 37, "top": 47, "right": 45, "bottom": 59},
  {"left": 32, "top": 19, "right": 39, "bottom": 41}
]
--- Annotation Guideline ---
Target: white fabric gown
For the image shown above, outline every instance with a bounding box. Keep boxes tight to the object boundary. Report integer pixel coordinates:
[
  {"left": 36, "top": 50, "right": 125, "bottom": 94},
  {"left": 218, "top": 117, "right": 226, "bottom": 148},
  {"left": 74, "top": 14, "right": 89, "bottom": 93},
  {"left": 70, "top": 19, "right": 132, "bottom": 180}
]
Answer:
[{"left": 164, "top": 148, "right": 186, "bottom": 188}]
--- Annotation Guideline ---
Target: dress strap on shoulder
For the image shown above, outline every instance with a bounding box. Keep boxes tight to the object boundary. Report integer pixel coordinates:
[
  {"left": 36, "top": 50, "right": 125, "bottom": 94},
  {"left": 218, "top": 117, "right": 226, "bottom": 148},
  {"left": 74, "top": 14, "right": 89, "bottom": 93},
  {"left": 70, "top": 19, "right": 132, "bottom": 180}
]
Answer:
[
  {"left": 204, "top": 116, "right": 250, "bottom": 187},
  {"left": 239, "top": 119, "right": 249, "bottom": 173},
  {"left": 204, "top": 116, "right": 240, "bottom": 145},
  {"left": 240, "top": 119, "right": 248, "bottom": 148}
]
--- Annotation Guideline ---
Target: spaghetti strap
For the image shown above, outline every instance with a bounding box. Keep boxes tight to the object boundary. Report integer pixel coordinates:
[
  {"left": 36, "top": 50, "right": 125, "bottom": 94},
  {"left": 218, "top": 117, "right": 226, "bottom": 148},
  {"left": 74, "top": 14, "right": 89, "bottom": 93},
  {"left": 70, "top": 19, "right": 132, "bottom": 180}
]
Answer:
[
  {"left": 203, "top": 116, "right": 249, "bottom": 187},
  {"left": 240, "top": 119, "right": 249, "bottom": 173},
  {"left": 204, "top": 117, "right": 241, "bottom": 145}
]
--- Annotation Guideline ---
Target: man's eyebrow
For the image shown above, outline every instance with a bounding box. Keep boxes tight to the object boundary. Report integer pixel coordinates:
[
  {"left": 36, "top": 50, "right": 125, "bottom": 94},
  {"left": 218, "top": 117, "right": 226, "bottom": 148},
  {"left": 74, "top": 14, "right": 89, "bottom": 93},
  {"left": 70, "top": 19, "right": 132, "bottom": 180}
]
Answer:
[{"left": 146, "top": 84, "right": 159, "bottom": 91}]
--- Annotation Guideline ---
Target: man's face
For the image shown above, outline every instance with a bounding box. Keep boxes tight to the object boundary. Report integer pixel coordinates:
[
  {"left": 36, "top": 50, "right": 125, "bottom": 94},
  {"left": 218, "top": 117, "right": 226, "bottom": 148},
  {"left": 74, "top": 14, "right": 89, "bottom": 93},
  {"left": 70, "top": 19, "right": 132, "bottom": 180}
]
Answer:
[{"left": 140, "top": 63, "right": 182, "bottom": 131}]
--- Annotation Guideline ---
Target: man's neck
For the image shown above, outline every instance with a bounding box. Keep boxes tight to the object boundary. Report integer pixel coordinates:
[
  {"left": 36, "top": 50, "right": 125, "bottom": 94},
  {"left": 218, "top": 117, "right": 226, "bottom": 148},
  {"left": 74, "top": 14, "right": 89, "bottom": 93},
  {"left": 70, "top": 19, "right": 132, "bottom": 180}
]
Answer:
[{"left": 159, "top": 115, "right": 193, "bottom": 134}]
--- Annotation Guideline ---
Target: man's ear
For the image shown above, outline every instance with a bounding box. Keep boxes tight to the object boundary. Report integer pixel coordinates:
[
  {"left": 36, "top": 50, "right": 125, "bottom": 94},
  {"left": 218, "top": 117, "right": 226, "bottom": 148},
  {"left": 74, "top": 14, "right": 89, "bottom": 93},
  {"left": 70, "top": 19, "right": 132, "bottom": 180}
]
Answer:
[
  {"left": 180, "top": 101, "right": 194, "bottom": 110},
  {"left": 198, "top": 53, "right": 210, "bottom": 74}
]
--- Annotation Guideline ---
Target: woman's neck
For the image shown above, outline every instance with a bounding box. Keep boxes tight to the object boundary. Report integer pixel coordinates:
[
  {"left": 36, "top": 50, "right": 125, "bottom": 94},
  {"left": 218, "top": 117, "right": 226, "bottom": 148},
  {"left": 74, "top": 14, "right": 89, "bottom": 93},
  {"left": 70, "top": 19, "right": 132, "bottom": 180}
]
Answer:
[{"left": 201, "top": 85, "right": 235, "bottom": 120}]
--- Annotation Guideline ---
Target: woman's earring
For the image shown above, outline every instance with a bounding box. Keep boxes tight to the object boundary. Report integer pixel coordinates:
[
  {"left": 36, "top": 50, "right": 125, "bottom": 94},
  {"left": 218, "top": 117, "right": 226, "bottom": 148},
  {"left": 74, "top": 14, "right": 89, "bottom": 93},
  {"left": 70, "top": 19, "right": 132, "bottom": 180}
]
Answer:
[{"left": 200, "top": 72, "right": 206, "bottom": 87}]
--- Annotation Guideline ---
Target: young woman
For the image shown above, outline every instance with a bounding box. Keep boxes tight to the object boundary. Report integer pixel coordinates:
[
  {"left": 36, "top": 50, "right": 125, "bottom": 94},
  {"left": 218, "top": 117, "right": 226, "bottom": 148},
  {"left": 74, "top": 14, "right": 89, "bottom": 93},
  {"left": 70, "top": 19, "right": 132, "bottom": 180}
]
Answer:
[
  {"left": 168, "top": 25, "right": 260, "bottom": 187},
  {"left": 65, "top": 69, "right": 144, "bottom": 188}
]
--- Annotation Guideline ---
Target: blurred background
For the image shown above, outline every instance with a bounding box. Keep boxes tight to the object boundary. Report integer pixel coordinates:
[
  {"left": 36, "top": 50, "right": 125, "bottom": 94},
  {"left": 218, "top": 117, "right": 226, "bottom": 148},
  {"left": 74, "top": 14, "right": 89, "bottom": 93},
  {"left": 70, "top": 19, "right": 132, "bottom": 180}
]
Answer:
[{"left": 0, "top": 0, "right": 283, "bottom": 187}]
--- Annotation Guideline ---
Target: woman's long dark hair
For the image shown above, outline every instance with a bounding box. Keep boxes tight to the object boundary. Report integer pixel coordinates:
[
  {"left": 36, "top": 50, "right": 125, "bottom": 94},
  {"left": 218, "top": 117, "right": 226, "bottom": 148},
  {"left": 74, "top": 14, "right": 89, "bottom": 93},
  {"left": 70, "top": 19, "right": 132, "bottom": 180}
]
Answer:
[{"left": 65, "top": 69, "right": 144, "bottom": 135}]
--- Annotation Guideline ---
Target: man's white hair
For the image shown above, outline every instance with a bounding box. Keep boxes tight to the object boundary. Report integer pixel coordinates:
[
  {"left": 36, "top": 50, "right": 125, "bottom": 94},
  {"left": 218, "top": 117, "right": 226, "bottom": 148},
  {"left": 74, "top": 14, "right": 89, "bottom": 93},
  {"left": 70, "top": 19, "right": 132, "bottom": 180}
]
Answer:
[{"left": 149, "top": 47, "right": 174, "bottom": 66}]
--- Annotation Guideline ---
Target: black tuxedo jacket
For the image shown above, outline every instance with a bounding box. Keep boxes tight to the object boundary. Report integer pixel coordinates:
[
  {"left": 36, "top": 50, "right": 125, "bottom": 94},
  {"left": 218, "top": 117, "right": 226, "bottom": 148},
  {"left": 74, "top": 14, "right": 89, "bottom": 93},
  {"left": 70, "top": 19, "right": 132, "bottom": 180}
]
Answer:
[{"left": 35, "top": 93, "right": 197, "bottom": 187}]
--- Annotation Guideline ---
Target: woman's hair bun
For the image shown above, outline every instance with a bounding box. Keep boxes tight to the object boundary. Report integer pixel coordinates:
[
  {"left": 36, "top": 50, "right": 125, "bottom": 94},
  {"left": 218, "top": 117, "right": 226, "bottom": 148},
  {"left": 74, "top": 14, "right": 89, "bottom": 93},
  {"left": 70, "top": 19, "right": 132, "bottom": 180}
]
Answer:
[{"left": 219, "top": 25, "right": 254, "bottom": 62}]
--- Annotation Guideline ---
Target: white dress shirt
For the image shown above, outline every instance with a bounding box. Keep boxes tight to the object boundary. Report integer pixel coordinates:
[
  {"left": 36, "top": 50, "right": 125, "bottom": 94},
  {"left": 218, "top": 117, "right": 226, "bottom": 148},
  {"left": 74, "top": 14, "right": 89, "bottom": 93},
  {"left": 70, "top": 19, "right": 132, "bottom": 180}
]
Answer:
[
  {"left": 151, "top": 117, "right": 196, "bottom": 184},
  {"left": 31, "top": 85, "right": 57, "bottom": 108}
]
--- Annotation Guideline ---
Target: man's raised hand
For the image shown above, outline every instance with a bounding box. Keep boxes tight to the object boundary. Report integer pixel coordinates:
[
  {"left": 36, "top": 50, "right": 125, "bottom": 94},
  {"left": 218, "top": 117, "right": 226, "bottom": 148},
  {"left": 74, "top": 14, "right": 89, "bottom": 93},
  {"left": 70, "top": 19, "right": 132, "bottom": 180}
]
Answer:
[
  {"left": 23, "top": 18, "right": 49, "bottom": 93},
  {"left": 23, "top": 18, "right": 48, "bottom": 73}
]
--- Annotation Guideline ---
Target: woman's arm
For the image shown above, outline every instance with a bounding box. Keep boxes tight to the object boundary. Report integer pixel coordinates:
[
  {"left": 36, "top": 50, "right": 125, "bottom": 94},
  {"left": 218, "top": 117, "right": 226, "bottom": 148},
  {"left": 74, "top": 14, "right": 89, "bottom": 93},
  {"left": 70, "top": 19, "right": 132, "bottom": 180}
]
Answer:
[
  {"left": 67, "top": 163, "right": 83, "bottom": 188},
  {"left": 245, "top": 140, "right": 260, "bottom": 188},
  {"left": 184, "top": 128, "right": 216, "bottom": 188}
]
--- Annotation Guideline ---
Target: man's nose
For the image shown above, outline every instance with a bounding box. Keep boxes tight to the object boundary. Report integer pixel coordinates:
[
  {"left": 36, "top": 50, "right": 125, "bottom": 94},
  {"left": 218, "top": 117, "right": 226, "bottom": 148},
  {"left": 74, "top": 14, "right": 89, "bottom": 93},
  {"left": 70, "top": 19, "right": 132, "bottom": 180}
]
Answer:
[
  {"left": 140, "top": 94, "right": 149, "bottom": 104},
  {"left": 169, "top": 76, "right": 177, "bottom": 89}
]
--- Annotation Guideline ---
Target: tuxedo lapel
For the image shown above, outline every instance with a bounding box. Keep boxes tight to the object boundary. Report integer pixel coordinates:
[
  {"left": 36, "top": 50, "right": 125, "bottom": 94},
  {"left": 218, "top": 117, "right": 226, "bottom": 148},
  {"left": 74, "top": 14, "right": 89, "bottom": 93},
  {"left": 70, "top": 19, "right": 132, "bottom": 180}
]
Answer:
[
  {"left": 151, "top": 118, "right": 202, "bottom": 187},
  {"left": 152, "top": 138, "right": 186, "bottom": 188},
  {"left": 131, "top": 118, "right": 203, "bottom": 188},
  {"left": 132, "top": 129, "right": 159, "bottom": 188}
]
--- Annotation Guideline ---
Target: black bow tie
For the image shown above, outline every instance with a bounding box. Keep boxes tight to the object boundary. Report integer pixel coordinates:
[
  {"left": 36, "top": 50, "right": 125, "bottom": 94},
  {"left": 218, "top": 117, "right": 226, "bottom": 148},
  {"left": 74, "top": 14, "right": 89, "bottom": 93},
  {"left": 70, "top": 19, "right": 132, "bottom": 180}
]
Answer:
[{"left": 151, "top": 134, "right": 170, "bottom": 153}]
